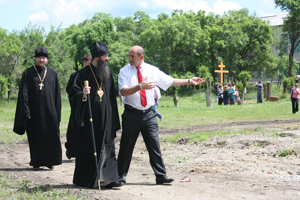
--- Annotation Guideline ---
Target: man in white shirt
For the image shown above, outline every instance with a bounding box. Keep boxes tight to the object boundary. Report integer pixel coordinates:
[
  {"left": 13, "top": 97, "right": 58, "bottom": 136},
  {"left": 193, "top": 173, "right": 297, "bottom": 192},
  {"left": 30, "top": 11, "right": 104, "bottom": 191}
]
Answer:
[{"left": 118, "top": 45, "right": 204, "bottom": 185}]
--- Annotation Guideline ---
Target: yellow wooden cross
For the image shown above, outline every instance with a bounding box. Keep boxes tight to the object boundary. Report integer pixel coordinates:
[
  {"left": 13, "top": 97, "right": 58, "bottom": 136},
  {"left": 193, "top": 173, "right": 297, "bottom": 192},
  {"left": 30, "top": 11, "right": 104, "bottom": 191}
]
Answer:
[{"left": 214, "top": 62, "right": 229, "bottom": 84}]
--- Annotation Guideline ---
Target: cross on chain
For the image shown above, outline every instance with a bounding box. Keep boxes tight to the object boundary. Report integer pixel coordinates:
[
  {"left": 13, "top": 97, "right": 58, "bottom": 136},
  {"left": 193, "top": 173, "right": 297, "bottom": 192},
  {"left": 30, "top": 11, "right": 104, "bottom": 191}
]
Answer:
[
  {"left": 214, "top": 62, "right": 229, "bottom": 84},
  {"left": 39, "top": 83, "right": 44, "bottom": 90}
]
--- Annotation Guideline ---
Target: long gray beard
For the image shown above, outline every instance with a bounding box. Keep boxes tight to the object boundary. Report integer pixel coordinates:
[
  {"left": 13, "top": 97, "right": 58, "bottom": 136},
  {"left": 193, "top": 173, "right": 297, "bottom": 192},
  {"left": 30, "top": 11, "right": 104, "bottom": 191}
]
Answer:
[{"left": 95, "top": 60, "right": 110, "bottom": 82}]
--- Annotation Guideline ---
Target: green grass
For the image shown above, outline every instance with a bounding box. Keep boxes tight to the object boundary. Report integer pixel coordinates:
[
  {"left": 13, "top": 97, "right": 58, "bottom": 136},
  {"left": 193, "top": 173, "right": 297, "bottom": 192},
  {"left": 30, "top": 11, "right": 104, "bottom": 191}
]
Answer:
[
  {"left": 0, "top": 96, "right": 71, "bottom": 144},
  {"left": 0, "top": 172, "right": 84, "bottom": 199},
  {"left": 278, "top": 147, "right": 299, "bottom": 157},
  {"left": 157, "top": 89, "right": 296, "bottom": 129},
  {"left": 162, "top": 128, "right": 282, "bottom": 144},
  {"left": 0, "top": 84, "right": 296, "bottom": 144}
]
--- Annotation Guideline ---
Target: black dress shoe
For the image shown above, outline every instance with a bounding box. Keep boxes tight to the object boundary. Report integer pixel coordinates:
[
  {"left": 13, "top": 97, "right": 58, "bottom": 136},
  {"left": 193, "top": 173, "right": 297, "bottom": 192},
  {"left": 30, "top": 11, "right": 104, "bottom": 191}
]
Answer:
[
  {"left": 105, "top": 181, "right": 124, "bottom": 189},
  {"left": 32, "top": 166, "right": 40, "bottom": 170},
  {"left": 156, "top": 175, "right": 175, "bottom": 184},
  {"left": 66, "top": 150, "right": 71, "bottom": 159}
]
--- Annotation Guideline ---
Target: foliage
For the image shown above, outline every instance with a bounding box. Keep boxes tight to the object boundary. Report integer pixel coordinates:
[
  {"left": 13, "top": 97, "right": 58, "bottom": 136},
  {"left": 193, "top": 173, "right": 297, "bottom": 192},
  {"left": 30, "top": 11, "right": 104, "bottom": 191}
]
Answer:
[
  {"left": 0, "top": 75, "right": 8, "bottom": 101},
  {"left": 45, "top": 26, "right": 74, "bottom": 90},
  {"left": 278, "top": 147, "right": 298, "bottom": 157},
  {"left": 0, "top": 9, "right": 282, "bottom": 100},
  {"left": 276, "top": 55, "right": 298, "bottom": 79},
  {"left": 282, "top": 76, "right": 295, "bottom": 94},
  {"left": 275, "top": 0, "right": 300, "bottom": 77},
  {"left": 198, "top": 66, "right": 213, "bottom": 80},
  {"left": 237, "top": 71, "right": 252, "bottom": 86}
]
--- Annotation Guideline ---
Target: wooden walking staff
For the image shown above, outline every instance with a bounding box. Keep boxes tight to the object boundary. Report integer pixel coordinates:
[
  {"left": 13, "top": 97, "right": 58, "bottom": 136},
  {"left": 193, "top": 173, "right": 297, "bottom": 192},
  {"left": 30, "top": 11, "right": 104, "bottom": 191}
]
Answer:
[
  {"left": 84, "top": 80, "right": 101, "bottom": 192},
  {"left": 214, "top": 62, "right": 229, "bottom": 84}
]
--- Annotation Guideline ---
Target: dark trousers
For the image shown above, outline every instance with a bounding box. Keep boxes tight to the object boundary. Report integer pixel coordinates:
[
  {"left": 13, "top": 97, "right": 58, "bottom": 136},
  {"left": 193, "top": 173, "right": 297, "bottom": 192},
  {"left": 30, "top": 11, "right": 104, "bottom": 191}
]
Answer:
[
  {"left": 218, "top": 97, "right": 223, "bottom": 105},
  {"left": 257, "top": 92, "right": 263, "bottom": 103},
  {"left": 117, "top": 106, "right": 166, "bottom": 181},
  {"left": 291, "top": 98, "right": 299, "bottom": 113}
]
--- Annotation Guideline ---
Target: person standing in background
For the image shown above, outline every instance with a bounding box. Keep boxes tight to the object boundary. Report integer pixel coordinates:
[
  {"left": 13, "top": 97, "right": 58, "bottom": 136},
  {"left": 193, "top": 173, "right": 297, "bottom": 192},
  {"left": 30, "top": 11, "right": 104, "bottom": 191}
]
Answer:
[
  {"left": 153, "top": 86, "right": 163, "bottom": 121},
  {"left": 255, "top": 81, "right": 264, "bottom": 103},
  {"left": 228, "top": 84, "right": 235, "bottom": 105},
  {"left": 216, "top": 84, "right": 223, "bottom": 105},
  {"left": 223, "top": 85, "right": 229, "bottom": 105},
  {"left": 290, "top": 83, "right": 300, "bottom": 114},
  {"left": 65, "top": 54, "right": 92, "bottom": 159}
]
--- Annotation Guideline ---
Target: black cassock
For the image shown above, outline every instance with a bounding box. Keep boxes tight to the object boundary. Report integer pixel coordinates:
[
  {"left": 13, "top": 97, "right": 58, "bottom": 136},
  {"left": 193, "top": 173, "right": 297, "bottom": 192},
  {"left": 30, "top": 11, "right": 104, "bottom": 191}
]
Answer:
[
  {"left": 70, "top": 64, "right": 120, "bottom": 188},
  {"left": 13, "top": 66, "right": 62, "bottom": 167},
  {"left": 65, "top": 71, "right": 79, "bottom": 158}
]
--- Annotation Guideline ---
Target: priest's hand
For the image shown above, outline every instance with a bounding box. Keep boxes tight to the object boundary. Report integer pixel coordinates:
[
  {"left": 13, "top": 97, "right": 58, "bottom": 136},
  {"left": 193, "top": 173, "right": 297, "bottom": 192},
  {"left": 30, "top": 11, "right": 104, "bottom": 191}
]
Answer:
[
  {"left": 191, "top": 77, "right": 205, "bottom": 85},
  {"left": 83, "top": 86, "right": 91, "bottom": 99}
]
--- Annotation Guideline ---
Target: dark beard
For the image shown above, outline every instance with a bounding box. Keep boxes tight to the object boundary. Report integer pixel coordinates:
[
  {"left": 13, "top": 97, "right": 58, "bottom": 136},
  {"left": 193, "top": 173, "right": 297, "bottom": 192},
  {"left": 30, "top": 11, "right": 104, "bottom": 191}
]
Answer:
[{"left": 94, "top": 59, "right": 110, "bottom": 82}]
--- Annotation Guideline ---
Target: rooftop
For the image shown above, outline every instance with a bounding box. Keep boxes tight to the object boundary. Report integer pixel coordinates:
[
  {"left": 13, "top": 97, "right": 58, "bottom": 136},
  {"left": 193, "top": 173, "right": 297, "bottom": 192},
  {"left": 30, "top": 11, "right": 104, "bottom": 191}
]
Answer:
[{"left": 260, "top": 12, "right": 289, "bottom": 26}]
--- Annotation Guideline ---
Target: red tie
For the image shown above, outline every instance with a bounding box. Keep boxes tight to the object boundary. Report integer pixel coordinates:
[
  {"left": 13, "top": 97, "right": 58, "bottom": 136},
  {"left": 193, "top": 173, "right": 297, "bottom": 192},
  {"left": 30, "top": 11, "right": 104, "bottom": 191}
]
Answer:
[{"left": 136, "top": 66, "right": 147, "bottom": 107}]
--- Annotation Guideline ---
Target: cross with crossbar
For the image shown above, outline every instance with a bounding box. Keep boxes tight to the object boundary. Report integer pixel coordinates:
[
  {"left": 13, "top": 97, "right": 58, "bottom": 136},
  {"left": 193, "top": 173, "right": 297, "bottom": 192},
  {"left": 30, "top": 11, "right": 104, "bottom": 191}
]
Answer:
[{"left": 214, "top": 62, "right": 229, "bottom": 84}]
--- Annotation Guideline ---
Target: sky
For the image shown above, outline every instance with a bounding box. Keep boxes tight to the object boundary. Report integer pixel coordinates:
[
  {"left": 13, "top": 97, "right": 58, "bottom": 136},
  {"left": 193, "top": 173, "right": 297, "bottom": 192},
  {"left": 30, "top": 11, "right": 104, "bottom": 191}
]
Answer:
[{"left": 0, "top": 0, "right": 284, "bottom": 33}]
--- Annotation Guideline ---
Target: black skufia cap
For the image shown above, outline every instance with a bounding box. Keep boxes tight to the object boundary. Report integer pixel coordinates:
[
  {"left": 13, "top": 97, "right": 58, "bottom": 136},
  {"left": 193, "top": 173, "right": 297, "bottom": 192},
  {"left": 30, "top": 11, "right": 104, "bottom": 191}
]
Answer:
[
  {"left": 35, "top": 47, "right": 48, "bottom": 58},
  {"left": 89, "top": 41, "right": 108, "bottom": 57}
]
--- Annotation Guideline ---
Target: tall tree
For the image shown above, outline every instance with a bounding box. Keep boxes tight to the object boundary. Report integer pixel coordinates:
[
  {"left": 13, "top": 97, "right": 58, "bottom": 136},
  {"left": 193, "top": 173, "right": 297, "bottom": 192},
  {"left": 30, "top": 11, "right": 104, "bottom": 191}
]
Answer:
[
  {"left": 220, "top": 9, "right": 274, "bottom": 79},
  {"left": 45, "top": 26, "right": 74, "bottom": 89},
  {"left": 137, "top": 11, "right": 202, "bottom": 75},
  {"left": 70, "top": 13, "right": 116, "bottom": 70},
  {"left": 275, "top": 0, "right": 300, "bottom": 77},
  {"left": 0, "top": 24, "right": 45, "bottom": 102}
]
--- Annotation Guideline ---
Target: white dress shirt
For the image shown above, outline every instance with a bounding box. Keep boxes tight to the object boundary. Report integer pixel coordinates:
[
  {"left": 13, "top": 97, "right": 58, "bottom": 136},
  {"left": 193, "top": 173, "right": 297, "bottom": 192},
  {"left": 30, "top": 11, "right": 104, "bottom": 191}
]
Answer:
[{"left": 118, "top": 61, "right": 174, "bottom": 110}]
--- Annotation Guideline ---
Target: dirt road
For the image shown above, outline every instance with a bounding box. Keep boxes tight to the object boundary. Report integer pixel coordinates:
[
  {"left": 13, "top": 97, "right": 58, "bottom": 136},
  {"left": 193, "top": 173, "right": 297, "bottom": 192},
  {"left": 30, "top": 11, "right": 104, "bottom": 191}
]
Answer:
[{"left": 1, "top": 120, "right": 300, "bottom": 199}]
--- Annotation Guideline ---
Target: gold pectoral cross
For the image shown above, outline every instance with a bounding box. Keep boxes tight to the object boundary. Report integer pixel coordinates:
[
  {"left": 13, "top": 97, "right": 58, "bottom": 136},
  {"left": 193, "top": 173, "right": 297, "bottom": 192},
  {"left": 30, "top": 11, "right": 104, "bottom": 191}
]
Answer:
[
  {"left": 97, "top": 88, "right": 104, "bottom": 101},
  {"left": 39, "top": 83, "right": 44, "bottom": 90}
]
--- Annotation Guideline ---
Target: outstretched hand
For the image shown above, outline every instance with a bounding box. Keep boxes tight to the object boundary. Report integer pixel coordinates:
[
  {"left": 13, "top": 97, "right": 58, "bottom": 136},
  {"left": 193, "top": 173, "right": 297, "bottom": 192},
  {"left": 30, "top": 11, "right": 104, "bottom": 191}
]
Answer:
[
  {"left": 190, "top": 77, "right": 205, "bottom": 85},
  {"left": 140, "top": 77, "right": 156, "bottom": 90}
]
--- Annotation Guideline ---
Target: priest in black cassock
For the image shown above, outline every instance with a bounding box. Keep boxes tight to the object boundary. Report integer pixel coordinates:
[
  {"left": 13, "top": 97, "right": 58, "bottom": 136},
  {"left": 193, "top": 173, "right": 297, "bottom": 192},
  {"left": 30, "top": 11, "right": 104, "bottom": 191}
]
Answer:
[
  {"left": 69, "top": 41, "right": 122, "bottom": 189},
  {"left": 65, "top": 54, "right": 91, "bottom": 159},
  {"left": 13, "top": 47, "right": 62, "bottom": 170}
]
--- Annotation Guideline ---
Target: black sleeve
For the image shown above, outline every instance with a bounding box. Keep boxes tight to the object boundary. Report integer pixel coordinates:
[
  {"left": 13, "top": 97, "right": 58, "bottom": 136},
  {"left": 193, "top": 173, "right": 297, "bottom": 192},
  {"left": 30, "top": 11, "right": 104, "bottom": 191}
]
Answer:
[
  {"left": 69, "top": 71, "right": 86, "bottom": 127},
  {"left": 13, "top": 70, "right": 30, "bottom": 135}
]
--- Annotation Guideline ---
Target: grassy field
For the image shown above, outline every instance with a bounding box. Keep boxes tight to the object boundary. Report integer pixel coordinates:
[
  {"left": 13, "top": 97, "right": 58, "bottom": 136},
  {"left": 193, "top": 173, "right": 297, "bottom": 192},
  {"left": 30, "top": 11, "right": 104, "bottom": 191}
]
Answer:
[
  {"left": 0, "top": 84, "right": 297, "bottom": 199},
  {"left": 0, "top": 84, "right": 296, "bottom": 144}
]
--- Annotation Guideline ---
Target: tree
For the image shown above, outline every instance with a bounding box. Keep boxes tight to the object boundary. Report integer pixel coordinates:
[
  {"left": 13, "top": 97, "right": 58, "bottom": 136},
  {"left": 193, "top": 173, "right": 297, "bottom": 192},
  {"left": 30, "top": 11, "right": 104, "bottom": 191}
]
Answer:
[
  {"left": 220, "top": 9, "right": 274, "bottom": 79},
  {"left": 0, "top": 24, "right": 45, "bottom": 102},
  {"left": 70, "top": 15, "right": 115, "bottom": 71},
  {"left": 0, "top": 75, "right": 8, "bottom": 101},
  {"left": 137, "top": 12, "right": 202, "bottom": 75},
  {"left": 198, "top": 66, "right": 213, "bottom": 86},
  {"left": 134, "top": 11, "right": 152, "bottom": 35},
  {"left": 114, "top": 16, "right": 136, "bottom": 33},
  {"left": 275, "top": 0, "right": 300, "bottom": 77},
  {"left": 45, "top": 26, "right": 74, "bottom": 90},
  {"left": 237, "top": 71, "right": 252, "bottom": 104},
  {"left": 107, "top": 42, "right": 131, "bottom": 92},
  {"left": 197, "top": 13, "right": 224, "bottom": 82}
]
